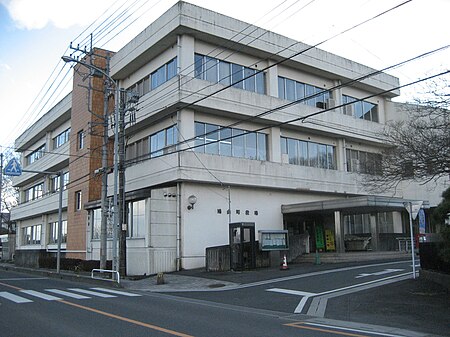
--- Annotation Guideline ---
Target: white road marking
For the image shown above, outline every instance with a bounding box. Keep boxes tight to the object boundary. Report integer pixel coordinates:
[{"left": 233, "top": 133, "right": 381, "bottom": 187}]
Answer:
[
  {"left": 46, "top": 289, "right": 90, "bottom": 299},
  {"left": 266, "top": 288, "right": 315, "bottom": 297},
  {"left": 0, "top": 277, "right": 48, "bottom": 281},
  {"left": 90, "top": 287, "right": 141, "bottom": 297},
  {"left": 267, "top": 288, "right": 316, "bottom": 313},
  {"left": 355, "top": 268, "right": 404, "bottom": 278},
  {"left": 20, "top": 290, "right": 61, "bottom": 301},
  {"left": 68, "top": 288, "right": 116, "bottom": 298},
  {"left": 0, "top": 291, "right": 33, "bottom": 303},
  {"left": 267, "top": 272, "right": 412, "bottom": 316}
]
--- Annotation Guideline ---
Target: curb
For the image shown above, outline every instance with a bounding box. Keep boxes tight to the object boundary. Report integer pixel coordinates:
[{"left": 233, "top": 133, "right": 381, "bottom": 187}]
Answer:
[{"left": 0, "top": 263, "right": 122, "bottom": 287}]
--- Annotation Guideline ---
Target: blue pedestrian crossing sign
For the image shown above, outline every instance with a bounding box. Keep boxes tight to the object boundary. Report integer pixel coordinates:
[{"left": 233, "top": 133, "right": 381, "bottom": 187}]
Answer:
[{"left": 4, "top": 158, "right": 22, "bottom": 176}]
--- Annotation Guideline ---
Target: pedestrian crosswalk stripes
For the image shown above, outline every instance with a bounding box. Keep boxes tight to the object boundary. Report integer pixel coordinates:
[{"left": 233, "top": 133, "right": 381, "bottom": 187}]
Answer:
[
  {"left": 91, "top": 287, "right": 142, "bottom": 297},
  {"left": 0, "top": 287, "right": 141, "bottom": 304},
  {"left": 46, "top": 289, "right": 90, "bottom": 299},
  {"left": 20, "top": 289, "right": 62, "bottom": 301},
  {"left": 0, "top": 291, "right": 33, "bottom": 303},
  {"left": 68, "top": 288, "right": 116, "bottom": 298}
]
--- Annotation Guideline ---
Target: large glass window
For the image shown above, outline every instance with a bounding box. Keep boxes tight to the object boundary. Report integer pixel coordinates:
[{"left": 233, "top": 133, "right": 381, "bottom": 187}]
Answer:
[
  {"left": 53, "top": 128, "right": 71, "bottom": 149},
  {"left": 281, "top": 136, "right": 336, "bottom": 170},
  {"left": 127, "top": 200, "right": 145, "bottom": 238},
  {"left": 346, "top": 149, "right": 382, "bottom": 175},
  {"left": 195, "top": 54, "right": 265, "bottom": 94},
  {"left": 342, "top": 95, "right": 379, "bottom": 122},
  {"left": 278, "top": 76, "right": 330, "bottom": 108},
  {"left": 149, "top": 125, "right": 178, "bottom": 158},
  {"left": 49, "top": 220, "right": 67, "bottom": 244},
  {"left": 91, "top": 208, "right": 113, "bottom": 240},
  {"left": 51, "top": 172, "right": 69, "bottom": 193},
  {"left": 27, "top": 145, "right": 45, "bottom": 165},
  {"left": 22, "top": 225, "right": 41, "bottom": 245},
  {"left": 344, "top": 214, "right": 371, "bottom": 235},
  {"left": 25, "top": 183, "right": 44, "bottom": 201},
  {"left": 195, "top": 122, "right": 267, "bottom": 161},
  {"left": 378, "top": 212, "right": 394, "bottom": 233},
  {"left": 150, "top": 57, "right": 178, "bottom": 91}
]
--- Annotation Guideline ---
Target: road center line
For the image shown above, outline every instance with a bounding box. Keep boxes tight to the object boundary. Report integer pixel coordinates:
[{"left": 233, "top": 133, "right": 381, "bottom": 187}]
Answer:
[{"left": 59, "top": 300, "right": 194, "bottom": 337}]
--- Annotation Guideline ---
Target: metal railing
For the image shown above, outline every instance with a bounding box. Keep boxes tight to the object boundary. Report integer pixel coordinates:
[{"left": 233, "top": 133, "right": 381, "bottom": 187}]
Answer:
[{"left": 91, "top": 269, "right": 120, "bottom": 284}]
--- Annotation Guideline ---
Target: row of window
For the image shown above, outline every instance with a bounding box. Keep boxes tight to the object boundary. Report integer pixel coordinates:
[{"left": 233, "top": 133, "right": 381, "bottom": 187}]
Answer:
[
  {"left": 53, "top": 128, "right": 70, "bottom": 149},
  {"left": 194, "top": 54, "right": 265, "bottom": 94},
  {"left": 24, "top": 172, "right": 69, "bottom": 202},
  {"left": 125, "top": 125, "right": 178, "bottom": 163},
  {"left": 22, "top": 221, "right": 67, "bottom": 246},
  {"left": 91, "top": 199, "right": 145, "bottom": 240},
  {"left": 194, "top": 122, "right": 267, "bottom": 161},
  {"left": 344, "top": 212, "right": 393, "bottom": 235},
  {"left": 26, "top": 128, "right": 78, "bottom": 167},
  {"left": 127, "top": 57, "right": 178, "bottom": 97},
  {"left": 346, "top": 149, "right": 382, "bottom": 175},
  {"left": 342, "top": 95, "right": 378, "bottom": 122},
  {"left": 125, "top": 124, "right": 382, "bottom": 175},
  {"left": 281, "top": 136, "right": 336, "bottom": 170},
  {"left": 278, "top": 76, "right": 379, "bottom": 123},
  {"left": 27, "top": 144, "right": 45, "bottom": 165},
  {"left": 278, "top": 76, "right": 331, "bottom": 108}
]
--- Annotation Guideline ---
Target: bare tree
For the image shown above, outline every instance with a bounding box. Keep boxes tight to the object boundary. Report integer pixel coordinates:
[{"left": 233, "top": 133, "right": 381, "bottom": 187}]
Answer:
[
  {"left": 1, "top": 148, "right": 19, "bottom": 233},
  {"left": 364, "top": 78, "right": 450, "bottom": 191}
]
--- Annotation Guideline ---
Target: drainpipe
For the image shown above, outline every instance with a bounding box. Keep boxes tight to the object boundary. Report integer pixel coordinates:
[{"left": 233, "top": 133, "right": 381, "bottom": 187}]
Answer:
[{"left": 176, "top": 182, "right": 181, "bottom": 271}]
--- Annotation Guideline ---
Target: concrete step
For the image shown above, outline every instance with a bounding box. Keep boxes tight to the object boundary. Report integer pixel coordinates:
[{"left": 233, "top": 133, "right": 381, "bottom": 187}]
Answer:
[{"left": 294, "top": 251, "right": 412, "bottom": 264}]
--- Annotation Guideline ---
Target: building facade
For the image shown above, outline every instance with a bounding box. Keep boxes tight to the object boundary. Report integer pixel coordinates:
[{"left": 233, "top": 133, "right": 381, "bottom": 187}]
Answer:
[{"left": 10, "top": 2, "right": 448, "bottom": 274}]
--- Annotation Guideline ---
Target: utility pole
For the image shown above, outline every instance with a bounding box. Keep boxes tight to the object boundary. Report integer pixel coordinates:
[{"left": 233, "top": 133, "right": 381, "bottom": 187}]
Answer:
[
  {"left": 117, "top": 90, "right": 139, "bottom": 276},
  {"left": 99, "top": 55, "right": 110, "bottom": 270},
  {"left": 118, "top": 89, "right": 126, "bottom": 276}
]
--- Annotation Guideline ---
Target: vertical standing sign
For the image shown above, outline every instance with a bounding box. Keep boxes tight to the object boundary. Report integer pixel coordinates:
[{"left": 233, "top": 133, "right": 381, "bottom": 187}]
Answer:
[{"left": 404, "top": 201, "right": 423, "bottom": 279}]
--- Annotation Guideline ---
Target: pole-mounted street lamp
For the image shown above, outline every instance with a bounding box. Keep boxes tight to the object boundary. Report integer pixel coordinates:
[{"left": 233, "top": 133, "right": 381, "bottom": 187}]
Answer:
[{"left": 62, "top": 55, "right": 121, "bottom": 275}]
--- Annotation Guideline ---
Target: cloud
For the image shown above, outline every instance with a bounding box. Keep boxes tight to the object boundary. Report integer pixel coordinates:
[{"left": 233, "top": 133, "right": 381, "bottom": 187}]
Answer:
[
  {"left": 1, "top": 0, "right": 111, "bottom": 30},
  {"left": 0, "top": 63, "right": 11, "bottom": 71}
]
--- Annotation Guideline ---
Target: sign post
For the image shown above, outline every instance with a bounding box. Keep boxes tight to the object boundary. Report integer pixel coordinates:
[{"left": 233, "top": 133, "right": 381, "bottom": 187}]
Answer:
[
  {"left": 404, "top": 201, "right": 423, "bottom": 279},
  {"left": 4, "top": 160, "right": 65, "bottom": 273}
]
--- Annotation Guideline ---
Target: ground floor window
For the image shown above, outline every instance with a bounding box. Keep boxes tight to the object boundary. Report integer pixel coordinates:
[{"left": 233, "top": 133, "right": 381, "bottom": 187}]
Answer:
[
  {"left": 49, "top": 220, "right": 67, "bottom": 243},
  {"left": 127, "top": 199, "right": 146, "bottom": 238},
  {"left": 91, "top": 208, "right": 113, "bottom": 240},
  {"left": 22, "top": 224, "right": 42, "bottom": 245},
  {"left": 344, "top": 214, "right": 371, "bottom": 234},
  {"left": 377, "top": 212, "right": 394, "bottom": 233}
]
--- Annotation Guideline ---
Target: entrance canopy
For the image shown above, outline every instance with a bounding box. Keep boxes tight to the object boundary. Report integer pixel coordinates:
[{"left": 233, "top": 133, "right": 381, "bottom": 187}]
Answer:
[{"left": 282, "top": 195, "right": 429, "bottom": 215}]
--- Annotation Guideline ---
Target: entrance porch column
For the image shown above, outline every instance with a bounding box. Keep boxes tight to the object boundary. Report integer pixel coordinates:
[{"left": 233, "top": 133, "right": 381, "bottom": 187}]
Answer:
[
  {"left": 370, "top": 213, "right": 378, "bottom": 251},
  {"left": 334, "top": 211, "right": 345, "bottom": 253}
]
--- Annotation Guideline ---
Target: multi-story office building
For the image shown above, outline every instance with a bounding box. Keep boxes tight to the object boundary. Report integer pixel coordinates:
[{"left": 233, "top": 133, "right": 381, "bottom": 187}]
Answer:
[{"left": 10, "top": 2, "right": 447, "bottom": 274}]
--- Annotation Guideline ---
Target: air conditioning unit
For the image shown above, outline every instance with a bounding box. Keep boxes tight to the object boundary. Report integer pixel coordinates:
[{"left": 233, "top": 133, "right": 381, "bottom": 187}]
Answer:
[
  {"left": 316, "top": 101, "right": 326, "bottom": 109},
  {"left": 343, "top": 105, "right": 354, "bottom": 116}
]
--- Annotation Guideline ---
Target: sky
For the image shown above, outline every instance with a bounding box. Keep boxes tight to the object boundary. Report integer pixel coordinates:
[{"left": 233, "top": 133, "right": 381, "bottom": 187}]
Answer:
[{"left": 0, "top": 0, "right": 449, "bottom": 151}]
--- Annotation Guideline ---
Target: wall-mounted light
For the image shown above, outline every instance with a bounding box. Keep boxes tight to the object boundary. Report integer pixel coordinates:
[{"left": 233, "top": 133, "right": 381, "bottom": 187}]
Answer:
[{"left": 187, "top": 195, "right": 197, "bottom": 210}]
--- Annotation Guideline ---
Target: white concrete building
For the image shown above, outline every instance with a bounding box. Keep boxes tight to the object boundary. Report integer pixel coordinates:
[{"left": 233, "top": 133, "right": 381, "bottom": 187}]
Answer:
[{"left": 10, "top": 2, "right": 448, "bottom": 274}]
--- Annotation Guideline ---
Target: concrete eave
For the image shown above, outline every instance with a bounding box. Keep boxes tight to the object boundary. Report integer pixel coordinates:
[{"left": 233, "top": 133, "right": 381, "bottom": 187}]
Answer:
[
  {"left": 110, "top": 1, "right": 399, "bottom": 97},
  {"left": 282, "top": 195, "right": 430, "bottom": 214}
]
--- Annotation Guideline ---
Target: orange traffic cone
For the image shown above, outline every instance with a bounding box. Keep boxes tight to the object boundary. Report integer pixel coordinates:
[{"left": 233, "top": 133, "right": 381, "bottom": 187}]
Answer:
[{"left": 280, "top": 254, "right": 289, "bottom": 270}]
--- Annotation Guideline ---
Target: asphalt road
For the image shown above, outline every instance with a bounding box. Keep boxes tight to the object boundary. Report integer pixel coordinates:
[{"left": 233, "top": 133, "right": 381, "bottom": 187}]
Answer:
[{"left": 1, "top": 261, "right": 448, "bottom": 337}]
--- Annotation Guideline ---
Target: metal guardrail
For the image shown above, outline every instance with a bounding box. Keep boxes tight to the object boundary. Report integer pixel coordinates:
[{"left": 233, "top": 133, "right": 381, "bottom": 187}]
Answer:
[{"left": 91, "top": 269, "right": 120, "bottom": 284}]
